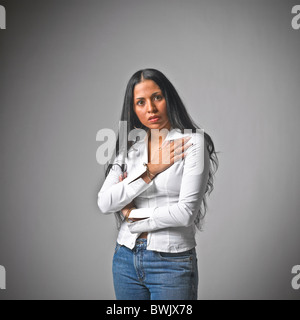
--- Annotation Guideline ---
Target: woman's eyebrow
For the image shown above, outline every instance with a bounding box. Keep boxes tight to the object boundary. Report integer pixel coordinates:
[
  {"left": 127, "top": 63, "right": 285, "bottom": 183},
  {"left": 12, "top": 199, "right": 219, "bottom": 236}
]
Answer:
[{"left": 136, "top": 91, "right": 161, "bottom": 100}]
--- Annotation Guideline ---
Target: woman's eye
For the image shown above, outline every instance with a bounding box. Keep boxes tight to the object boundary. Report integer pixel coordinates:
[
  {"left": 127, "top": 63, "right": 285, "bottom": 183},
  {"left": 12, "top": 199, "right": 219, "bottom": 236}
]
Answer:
[
  {"left": 155, "top": 95, "right": 162, "bottom": 101},
  {"left": 137, "top": 100, "right": 144, "bottom": 106}
]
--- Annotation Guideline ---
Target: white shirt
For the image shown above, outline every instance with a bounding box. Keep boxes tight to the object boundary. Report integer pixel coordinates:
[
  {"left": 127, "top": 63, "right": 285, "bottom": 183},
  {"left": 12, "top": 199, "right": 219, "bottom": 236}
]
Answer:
[{"left": 97, "top": 127, "right": 210, "bottom": 253}]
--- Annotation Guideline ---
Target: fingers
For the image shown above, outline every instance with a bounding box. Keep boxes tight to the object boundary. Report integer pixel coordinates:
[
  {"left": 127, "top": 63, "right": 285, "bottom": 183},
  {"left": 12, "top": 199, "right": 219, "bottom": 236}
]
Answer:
[
  {"left": 159, "top": 136, "right": 193, "bottom": 164},
  {"left": 172, "top": 138, "right": 193, "bottom": 163},
  {"left": 173, "top": 136, "right": 192, "bottom": 149},
  {"left": 161, "top": 136, "right": 191, "bottom": 150},
  {"left": 173, "top": 151, "right": 187, "bottom": 163},
  {"left": 172, "top": 137, "right": 193, "bottom": 156},
  {"left": 119, "top": 171, "right": 127, "bottom": 182},
  {"left": 178, "top": 142, "right": 193, "bottom": 154}
]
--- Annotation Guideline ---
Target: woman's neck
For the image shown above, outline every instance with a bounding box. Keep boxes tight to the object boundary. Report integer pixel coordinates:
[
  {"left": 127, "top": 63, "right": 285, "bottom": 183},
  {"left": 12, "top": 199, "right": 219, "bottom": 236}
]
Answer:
[{"left": 148, "top": 124, "right": 172, "bottom": 142}]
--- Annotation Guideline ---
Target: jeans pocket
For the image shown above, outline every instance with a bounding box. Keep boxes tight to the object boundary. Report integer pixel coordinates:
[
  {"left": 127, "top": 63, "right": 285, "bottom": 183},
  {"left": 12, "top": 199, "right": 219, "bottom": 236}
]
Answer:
[{"left": 156, "top": 249, "right": 195, "bottom": 262}]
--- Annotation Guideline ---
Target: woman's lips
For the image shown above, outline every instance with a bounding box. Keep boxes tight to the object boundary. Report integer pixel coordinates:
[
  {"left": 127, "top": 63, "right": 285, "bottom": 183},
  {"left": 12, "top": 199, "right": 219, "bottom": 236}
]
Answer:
[{"left": 149, "top": 117, "right": 160, "bottom": 123}]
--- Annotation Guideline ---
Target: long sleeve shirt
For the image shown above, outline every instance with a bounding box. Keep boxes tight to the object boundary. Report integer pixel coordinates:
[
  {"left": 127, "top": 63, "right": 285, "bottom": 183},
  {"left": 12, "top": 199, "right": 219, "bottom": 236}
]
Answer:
[{"left": 97, "top": 127, "right": 210, "bottom": 253}]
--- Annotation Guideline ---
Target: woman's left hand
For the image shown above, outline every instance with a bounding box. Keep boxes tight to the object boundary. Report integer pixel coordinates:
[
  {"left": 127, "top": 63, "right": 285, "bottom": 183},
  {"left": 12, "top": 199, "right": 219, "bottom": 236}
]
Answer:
[{"left": 118, "top": 171, "right": 127, "bottom": 182}]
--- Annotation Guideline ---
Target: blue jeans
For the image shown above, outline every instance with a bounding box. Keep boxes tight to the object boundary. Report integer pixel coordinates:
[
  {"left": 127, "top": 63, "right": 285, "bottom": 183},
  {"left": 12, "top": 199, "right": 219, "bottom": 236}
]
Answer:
[{"left": 112, "top": 239, "right": 198, "bottom": 300}]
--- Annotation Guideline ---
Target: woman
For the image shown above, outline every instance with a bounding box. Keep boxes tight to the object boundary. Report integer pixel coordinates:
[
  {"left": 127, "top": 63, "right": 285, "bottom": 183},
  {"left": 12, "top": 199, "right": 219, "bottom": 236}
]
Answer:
[{"left": 97, "top": 68, "right": 218, "bottom": 300}]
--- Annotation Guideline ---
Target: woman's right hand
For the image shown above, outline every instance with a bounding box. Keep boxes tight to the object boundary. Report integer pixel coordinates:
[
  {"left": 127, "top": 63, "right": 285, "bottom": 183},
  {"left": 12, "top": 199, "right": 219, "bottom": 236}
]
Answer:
[{"left": 147, "top": 136, "right": 193, "bottom": 177}]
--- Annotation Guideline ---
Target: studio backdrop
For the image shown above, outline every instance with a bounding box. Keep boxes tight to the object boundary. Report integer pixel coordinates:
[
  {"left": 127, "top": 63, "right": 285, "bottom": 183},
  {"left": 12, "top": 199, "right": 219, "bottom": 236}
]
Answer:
[{"left": 0, "top": 0, "right": 300, "bottom": 300}]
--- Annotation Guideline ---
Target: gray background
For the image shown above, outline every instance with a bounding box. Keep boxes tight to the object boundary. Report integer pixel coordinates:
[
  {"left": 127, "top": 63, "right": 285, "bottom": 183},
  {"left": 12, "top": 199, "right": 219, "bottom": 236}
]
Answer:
[{"left": 0, "top": 0, "right": 299, "bottom": 300}]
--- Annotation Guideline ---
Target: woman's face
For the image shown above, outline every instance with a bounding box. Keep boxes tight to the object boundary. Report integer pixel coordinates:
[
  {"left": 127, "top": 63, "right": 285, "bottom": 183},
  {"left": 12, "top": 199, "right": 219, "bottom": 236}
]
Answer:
[{"left": 133, "top": 80, "right": 171, "bottom": 131}]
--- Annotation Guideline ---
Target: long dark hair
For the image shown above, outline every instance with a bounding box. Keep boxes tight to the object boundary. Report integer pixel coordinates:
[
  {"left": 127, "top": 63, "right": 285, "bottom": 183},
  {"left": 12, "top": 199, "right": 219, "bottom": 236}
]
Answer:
[{"left": 104, "top": 68, "right": 219, "bottom": 230}]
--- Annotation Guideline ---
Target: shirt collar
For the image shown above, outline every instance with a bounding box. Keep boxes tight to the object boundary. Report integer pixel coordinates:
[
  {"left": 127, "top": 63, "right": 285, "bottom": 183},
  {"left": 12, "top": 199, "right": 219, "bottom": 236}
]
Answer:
[{"left": 143, "top": 126, "right": 177, "bottom": 144}]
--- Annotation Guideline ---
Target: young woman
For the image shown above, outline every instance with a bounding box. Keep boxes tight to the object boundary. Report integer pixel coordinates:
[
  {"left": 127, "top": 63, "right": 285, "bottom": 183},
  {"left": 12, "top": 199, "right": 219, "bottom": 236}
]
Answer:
[{"left": 97, "top": 68, "right": 218, "bottom": 300}]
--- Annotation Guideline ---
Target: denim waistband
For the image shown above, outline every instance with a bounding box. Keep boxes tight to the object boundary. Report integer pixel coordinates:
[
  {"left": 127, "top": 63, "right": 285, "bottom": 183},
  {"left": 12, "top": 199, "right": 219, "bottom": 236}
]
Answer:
[{"left": 135, "top": 238, "right": 147, "bottom": 248}]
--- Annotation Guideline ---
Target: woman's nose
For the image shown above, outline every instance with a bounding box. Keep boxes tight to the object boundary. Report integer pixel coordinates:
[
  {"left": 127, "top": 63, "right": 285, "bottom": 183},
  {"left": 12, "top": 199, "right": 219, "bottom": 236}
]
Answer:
[{"left": 146, "top": 100, "right": 157, "bottom": 112}]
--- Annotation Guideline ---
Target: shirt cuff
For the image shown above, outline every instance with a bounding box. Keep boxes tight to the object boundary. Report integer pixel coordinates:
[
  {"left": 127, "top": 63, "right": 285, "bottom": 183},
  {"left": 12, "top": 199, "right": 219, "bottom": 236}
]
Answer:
[
  {"left": 126, "top": 177, "right": 153, "bottom": 199},
  {"left": 129, "top": 207, "right": 155, "bottom": 219},
  {"left": 124, "top": 161, "right": 147, "bottom": 185},
  {"left": 127, "top": 215, "right": 158, "bottom": 234}
]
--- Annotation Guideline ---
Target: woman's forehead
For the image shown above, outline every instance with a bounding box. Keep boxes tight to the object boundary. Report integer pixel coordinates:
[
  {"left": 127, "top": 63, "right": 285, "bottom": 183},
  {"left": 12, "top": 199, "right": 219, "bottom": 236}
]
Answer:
[{"left": 134, "top": 80, "right": 161, "bottom": 97}]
